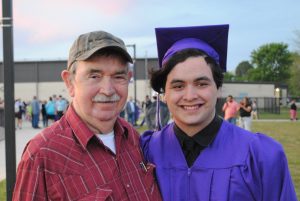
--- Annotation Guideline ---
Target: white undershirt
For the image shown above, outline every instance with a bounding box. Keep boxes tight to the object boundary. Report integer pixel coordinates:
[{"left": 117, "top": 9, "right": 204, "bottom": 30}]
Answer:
[{"left": 97, "top": 131, "right": 116, "bottom": 154}]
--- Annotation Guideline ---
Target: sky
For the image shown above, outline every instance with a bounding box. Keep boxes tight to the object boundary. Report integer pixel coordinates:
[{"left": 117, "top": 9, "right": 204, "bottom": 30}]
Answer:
[{"left": 0, "top": 0, "right": 299, "bottom": 72}]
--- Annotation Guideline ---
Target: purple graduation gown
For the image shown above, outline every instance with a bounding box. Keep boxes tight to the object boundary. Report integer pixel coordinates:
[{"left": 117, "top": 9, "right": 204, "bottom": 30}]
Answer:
[{"left": 140, "top": 121, "right": 297, "bottom": 201}]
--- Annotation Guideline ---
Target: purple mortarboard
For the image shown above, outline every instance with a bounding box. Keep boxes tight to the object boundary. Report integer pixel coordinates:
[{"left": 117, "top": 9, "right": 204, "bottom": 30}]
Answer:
[{"left": 155, "top": 24, "right": 229, "bottom": 72}]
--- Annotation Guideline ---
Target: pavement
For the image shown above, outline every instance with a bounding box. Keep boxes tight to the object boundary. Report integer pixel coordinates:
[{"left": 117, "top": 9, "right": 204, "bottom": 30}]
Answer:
[{"left": 0, "top": 121, "right": 41, "bottom": 180}]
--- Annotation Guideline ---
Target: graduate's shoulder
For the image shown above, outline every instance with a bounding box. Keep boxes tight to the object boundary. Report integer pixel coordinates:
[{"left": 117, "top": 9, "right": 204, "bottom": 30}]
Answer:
[{"left": 220, "top": 121, "right": 284, "bottom": 158}]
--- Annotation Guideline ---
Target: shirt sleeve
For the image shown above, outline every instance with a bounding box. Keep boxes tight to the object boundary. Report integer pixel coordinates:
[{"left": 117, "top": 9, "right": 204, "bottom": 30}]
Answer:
[
  {"left": 140, "top": 130, "right": 155, "bottom": 162},
  {"left": 242, "top": 133, "right": 298, "bottom": 201},
  {"left": 13, "top": 144, "right": 48, "bottom": 201}
]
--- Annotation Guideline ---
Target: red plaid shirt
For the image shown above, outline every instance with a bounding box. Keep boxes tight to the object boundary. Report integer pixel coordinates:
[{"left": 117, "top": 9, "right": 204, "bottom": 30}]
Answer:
[{"left": 13, "top": 105, "right": 162, "bottom": 201}]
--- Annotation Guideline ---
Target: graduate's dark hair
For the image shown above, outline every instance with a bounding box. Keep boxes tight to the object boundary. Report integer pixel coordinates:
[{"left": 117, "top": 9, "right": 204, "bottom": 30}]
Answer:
[{"left": 150, "top": 49, "right": 224, "bottom": 93}]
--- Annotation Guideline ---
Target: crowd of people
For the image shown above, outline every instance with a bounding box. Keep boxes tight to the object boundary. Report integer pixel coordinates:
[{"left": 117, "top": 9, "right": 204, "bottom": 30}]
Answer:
[
  {"left": 12, "top": 92, "right": 298, "bottom": 133},
  {"left": 222, "top": 95, "right": 262, "bottom": 131},
  {"left": 122, "top": 95, "right": 170, "bottom": 130},
  {"left": 14, "top": 94, "right": 68, "bottom": 129}
]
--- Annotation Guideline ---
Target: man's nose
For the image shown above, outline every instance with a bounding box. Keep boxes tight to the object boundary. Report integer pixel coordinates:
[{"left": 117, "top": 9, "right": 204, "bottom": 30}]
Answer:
[{"left": 99, "top": 77, "right": 115, "bottom": 96}]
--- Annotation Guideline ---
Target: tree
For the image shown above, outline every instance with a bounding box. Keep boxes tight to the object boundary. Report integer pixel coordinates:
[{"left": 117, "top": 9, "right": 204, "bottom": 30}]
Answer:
[
  {"left": 288, "top": 53, "right": 300, "bottom": 96},
  {"left": 293, "top": 30, "right": 300, "bottom": 52},
  {"left": 223, "top": 71, "right": 235, "bottom": 82},
  {"left": 250, "top": 43, "right": 292, "bottom": 82},
  {"left": 286, "top": 30, "right": 300, "bottom": 96},
  {"left": 235, "top": 61, "right": 253, "bottom": 77}
]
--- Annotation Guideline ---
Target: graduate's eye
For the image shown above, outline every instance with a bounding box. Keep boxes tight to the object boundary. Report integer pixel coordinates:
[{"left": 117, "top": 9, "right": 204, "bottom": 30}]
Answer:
[
  {"left": 171, "top": 83, "right": 184, "bottom": 90},
  {"left": 195, "top": 81, "right": 209, "bottom": 88}
]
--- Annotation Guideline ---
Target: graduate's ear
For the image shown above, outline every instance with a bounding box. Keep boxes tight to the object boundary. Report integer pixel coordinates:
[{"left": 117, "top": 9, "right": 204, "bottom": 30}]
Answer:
[{"left": 61, "top": 70, "right": 75, "bottom": 97}]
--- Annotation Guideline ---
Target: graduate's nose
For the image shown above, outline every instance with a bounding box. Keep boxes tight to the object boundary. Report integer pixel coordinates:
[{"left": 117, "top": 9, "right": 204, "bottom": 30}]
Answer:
[{"left": 183, "top": 85, "right": 198, "bottom": 101}]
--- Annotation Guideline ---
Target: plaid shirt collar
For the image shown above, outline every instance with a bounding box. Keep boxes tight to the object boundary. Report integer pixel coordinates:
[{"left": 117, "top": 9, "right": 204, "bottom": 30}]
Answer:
[{"left": 65, "top": 104, "right": 131, "bottom": 149}]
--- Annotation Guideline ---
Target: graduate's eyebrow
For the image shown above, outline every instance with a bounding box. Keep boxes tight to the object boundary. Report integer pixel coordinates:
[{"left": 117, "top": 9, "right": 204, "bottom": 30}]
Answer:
[
  {"left": 194, "top": 76, "right": 212, "bottom": 82},
  {"left": 170, "top": 76, "right": 212, "bottom": 84}
]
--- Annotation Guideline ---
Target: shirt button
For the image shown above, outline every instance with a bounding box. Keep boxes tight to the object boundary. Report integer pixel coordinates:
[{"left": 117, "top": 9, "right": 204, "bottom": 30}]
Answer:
[{"left": 126, "top": 184, "right": 130, "bottom": 188}]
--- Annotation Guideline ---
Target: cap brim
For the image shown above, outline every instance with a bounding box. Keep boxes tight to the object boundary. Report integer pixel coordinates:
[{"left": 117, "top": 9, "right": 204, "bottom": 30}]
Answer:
[{"left": 76, "top": 45, "right": 133, "bottom": 63}]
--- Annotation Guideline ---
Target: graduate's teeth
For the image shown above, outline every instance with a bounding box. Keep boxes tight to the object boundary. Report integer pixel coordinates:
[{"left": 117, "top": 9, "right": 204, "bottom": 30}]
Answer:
[{"left": 183, "top": 105, "right": 199, "bottom": 110}]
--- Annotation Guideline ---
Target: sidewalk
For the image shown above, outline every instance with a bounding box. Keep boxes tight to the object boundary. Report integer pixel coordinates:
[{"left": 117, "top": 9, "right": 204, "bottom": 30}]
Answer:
[{"left": 0, "top": 121, "right": 41, "bottom": 180}]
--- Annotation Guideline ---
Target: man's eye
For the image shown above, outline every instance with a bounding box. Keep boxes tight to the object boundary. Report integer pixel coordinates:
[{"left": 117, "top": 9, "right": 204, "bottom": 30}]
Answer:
[
  {"left": 115, "top": 75, "right": 127, "bottom": 80},
  {"left": 88, "top": 74, "right": 101, "bottom": 80}
]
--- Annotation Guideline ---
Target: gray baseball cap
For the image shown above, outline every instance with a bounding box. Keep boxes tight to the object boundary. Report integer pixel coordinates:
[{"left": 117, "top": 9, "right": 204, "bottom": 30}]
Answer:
[{"left": 67, "top": 30, "right": 133, "bottom": 70}]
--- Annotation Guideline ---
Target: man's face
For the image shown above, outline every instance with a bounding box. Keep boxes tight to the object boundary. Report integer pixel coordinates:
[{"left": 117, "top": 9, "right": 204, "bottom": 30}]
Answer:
[
  {"left": 63, "top": 55, "right": 130, "bottom": 132},
  {"left": 164, "top": 56, "right": 219, "bottom": 135}
]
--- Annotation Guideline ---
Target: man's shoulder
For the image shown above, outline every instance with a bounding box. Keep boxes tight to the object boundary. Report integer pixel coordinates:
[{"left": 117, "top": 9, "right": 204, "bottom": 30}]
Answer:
[{"left": 23, "top": 120, "right": 75, "bottom": 158}]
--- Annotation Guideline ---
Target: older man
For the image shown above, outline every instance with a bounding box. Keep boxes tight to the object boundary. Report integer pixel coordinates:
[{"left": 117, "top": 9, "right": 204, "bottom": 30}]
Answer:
[{"left": 13, "top": 31, "right": 161, "bottom": 201}]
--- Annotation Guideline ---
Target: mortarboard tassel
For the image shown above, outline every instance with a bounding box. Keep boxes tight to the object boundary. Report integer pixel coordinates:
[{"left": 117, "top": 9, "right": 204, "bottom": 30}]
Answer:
[{"left": 155, "top": 93, "right": 162, "bottom": 131}]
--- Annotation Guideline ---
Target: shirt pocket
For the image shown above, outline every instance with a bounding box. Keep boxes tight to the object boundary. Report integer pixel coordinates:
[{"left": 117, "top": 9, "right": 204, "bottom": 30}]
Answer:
[
  {"left": 47, "top": 174, "right": 112, "bottom": 201},
  {"left": 140, "top": 162, "right": 160, "bottom": 196}
]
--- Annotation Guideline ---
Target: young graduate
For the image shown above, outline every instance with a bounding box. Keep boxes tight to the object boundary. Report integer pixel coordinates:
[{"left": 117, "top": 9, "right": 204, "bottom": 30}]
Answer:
[{"left": 140, "top": 24, "right": 297, "bottom": 201}]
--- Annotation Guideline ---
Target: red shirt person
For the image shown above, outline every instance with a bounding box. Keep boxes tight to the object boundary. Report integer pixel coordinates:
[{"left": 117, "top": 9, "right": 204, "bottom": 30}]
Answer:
[
  {"left": 222, "top": 95, "right": 240, "bottom": 125},
  {"left": 13, "top": 31, "right": 162, "bottom": 201}
]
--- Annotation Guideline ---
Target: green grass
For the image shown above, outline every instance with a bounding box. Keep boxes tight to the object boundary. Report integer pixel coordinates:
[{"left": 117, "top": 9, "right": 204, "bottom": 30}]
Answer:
[
  {"left": 1, "top": 117, "right": 299, "bottom": 200},
  {"left": 252, "top": 121, "right": 300, "bottom": 198},
  {"left": 0, "top": 180, "right": 5, "bottom": 200},
  {"left": 258, "top": 106, "right": 291, "bottom": 119}
]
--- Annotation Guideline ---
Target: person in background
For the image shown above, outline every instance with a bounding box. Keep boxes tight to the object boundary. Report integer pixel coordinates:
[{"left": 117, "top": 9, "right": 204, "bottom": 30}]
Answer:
[
  {"left": 14, "top": 98, "right": 23, "bottom": 129},
  {"left": 140, "top": 95, "right": 152, "bottom": 126},
  {"left": 0, "top": 98, "right": 4, "bottom": 108},
  {"left": 125, "top": 96, "right": 136, "bottom": 125},
  {"left": 222, "top": 95, "right": 239, "bottom": 124},
  {"left": 145, "top": 95, "right": 170, "bottom": 130},
  {"left": 31, "top": 96, "right": 40, "bottom": 129},
  {"left": 55, "top": 95, "right": 67, "bottom": 120},
  {"left": 239, "top": 96, "right": 252, "bottom": 131},
  {"left": 41, "top": 100, "right": 47, "bottom": 127},
  {"left": 13, "top": 30, "right": 162, "bottom": 201},
  {"left": 140, "top": 24, "right": 297, "bottom": 201},
  {"left": 290, "top": 99, "right": 297, "bottom": 121},
  {"left": 45, "top": 96, "right": 56, "bottom": 126},
  {"left": 251, "top": 99, "right": 258, "bottom": 119}
]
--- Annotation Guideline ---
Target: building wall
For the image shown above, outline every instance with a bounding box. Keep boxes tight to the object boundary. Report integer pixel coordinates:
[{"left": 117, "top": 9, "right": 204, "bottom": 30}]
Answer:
[
  {"left": 0, "top": 80, "right": 153, "bottom": 103},
  {"left": 0, "top": 59, "right": 286, "bottom": 104},
  {"left": 221, "top": 82, "right": 275, "bottom": 98}
]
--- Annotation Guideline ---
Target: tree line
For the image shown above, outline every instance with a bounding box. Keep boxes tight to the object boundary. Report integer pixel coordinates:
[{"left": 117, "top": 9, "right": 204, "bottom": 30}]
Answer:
[{"left": 224, "top": 31, "right": 300, "bottom": 97}]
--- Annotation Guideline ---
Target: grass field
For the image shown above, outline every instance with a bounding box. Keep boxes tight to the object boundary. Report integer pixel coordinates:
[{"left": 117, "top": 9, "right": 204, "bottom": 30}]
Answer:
[
  {"left": 251, "top": 121, "right": 300, "bottom": 198},
  {"left": 1, "top": 111, "right": 299, "bottom": 200},
  {"left": 0, "top": 180, "right": 5, "bottom": 201}
]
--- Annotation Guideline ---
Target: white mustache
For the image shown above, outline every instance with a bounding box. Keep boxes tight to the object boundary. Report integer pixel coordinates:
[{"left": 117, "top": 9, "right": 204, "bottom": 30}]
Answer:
[{"left": 92, "top": 94, "right": 120, "bottom": 103}]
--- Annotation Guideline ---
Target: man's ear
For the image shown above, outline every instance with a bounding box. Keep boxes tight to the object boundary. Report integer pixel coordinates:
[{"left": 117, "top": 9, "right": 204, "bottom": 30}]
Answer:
[
  {"left": 61, "top": 70, "right": 75, "bottom": 97},
  {"left": 128, "top": 70, "right": 133, "bottom": 83}
]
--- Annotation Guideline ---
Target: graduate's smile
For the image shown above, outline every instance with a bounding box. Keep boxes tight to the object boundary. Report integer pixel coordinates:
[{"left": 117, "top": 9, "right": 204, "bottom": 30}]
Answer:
[{"left": 181, "top": 103, "right": 204, "bottom": 110}]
